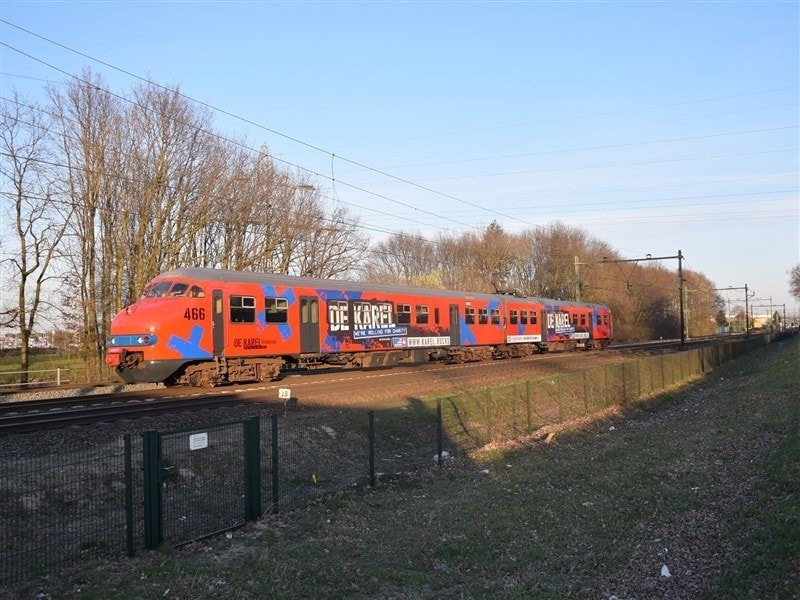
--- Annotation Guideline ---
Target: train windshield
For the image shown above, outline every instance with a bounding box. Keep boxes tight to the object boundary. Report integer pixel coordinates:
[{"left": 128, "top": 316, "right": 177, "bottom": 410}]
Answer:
[
  {"left": 141, "top": 281, "right": 203, "bottom": 299},
  {"left": 169, "top": 283, "right": 189, "bottom": 297},
  {"left": 142, "top": 281, "right": 173, "bottom": 298}
]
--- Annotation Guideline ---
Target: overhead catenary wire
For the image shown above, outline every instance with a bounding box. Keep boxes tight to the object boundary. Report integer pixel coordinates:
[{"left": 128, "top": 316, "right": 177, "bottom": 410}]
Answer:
[
  {"left": 0, "top": 41, "right": 480, "bottom": 233},
  {"left": 7, "top": 91, "right": 796, "bottom": 220},
  {"left": 2, "top": 20, "right": 796, "bottom": 238},
  {"left": 0, "top": 31, "right": 537, "bottom": 230},
  {"left": 1, "top": 19, "right": 796, "bottom": 283}
]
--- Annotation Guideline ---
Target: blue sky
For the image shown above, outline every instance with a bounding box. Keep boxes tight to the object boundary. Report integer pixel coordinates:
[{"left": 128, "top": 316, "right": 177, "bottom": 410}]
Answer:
[{"left": 1, "top": 1, "right": 798, "bottom": 314}]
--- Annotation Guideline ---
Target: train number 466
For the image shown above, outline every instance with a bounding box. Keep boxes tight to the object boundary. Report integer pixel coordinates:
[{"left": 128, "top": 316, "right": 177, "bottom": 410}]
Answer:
[{"left": 184, "top": 308, "right": 206, "bottom": 320}]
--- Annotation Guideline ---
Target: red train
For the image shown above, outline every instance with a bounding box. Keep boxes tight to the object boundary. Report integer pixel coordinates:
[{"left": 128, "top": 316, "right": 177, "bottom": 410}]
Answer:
[{"left": 106, "top": 268, "right": 613, "bottom": 386}]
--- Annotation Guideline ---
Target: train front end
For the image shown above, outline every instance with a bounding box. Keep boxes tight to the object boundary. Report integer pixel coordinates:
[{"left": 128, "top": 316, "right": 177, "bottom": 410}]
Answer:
[{"left": 106, "top": 277, "right": 212, "bottom": 383}]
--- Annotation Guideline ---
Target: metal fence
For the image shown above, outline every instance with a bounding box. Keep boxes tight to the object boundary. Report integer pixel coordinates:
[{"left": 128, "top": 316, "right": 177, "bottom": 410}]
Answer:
[
  {"left": 0, "top": 368, "right": 71, "bottom": 388},
  {"left": 0, "top": 439, "right": 131, "bottom": 583},
  {"left": 0, "top": 334, "right": 781, "bottom": 584}
]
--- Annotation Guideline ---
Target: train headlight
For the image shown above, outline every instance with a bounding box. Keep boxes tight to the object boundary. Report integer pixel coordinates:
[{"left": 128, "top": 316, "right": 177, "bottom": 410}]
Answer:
[
  {"left": 109, "top": 337, "right": 116, "bottom": 346},
  {"left": 137, "top": 335, "right": 151, "bottom": 345}
]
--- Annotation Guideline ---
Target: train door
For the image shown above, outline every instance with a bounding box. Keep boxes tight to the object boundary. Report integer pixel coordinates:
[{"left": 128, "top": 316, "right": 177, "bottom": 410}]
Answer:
[
  {"left": 449, "top": 304, "right": 461, "bottom": 346},
  {"left": 300, "top": 296, "right": 320, "bottom": 353},
  {"left": 212, "top": 289, "right": 224, "bottom": 356}
]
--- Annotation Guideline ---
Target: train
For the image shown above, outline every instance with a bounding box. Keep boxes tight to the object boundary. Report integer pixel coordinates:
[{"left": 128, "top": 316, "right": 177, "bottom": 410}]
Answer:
[{"left": 105, "top": 268, "right": 613, "bottom": 386}]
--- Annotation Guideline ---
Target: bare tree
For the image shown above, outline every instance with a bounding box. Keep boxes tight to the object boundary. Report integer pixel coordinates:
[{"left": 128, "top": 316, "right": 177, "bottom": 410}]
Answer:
[
  {"left": 477, "top": 221, "right": 515, "bottom": 291},
  {"left": 294, "top": 201, "right": 367, "bottom": 278},
  {"left": 790, "top": 264, "right": 800, "bottom": 302},
  {"left": 0, "top": 92, "right": 72, "bottom": 383},
  {"left": 363, "top": 231, "right": 437, "bottom": 285},
  {"left": 48, "top": 70, "right": 120, "bottom": 375}
]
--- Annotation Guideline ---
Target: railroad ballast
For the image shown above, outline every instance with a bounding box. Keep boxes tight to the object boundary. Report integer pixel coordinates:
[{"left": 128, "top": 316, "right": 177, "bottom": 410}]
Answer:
[{"left": 106, "top": 268, "right": 613, "bottom": 387}]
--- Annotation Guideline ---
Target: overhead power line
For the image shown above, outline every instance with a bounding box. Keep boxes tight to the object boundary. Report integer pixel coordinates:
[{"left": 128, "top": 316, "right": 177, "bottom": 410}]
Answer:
[{"left": 0, "top": 23, "right": 550, "bottom": 232}]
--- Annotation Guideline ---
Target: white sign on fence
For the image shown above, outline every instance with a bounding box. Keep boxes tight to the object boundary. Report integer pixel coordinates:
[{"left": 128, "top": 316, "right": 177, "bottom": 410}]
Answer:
[{"left": 189, "top": 432, "right": 208, "bottom": 451}]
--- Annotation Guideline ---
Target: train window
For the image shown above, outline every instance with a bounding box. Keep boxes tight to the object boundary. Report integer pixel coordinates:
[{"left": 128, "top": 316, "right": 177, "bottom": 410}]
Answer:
[
  {"left": 169, "top": 282, "right": 189, "bottom": 297},
  {"left": 434, "top": 307, "right": 440, "bottom": 325},
  {"left": 520, "top": 310, "right": 528, "bottom": 325},
  {"left": 265, "top": 298, "right": 288, "bottom": 323},
  {"left": 230, "top": 295, "right": 256, "bottom": 323},
  {"left": 510, "top": 310, "right": 518, "bottom": 325},
  {"left": 142, "top": 281, "right": 172, "bottom": 298},
  {"left": 311, "top": 299, "right": 319, "bottom": 324},
  {"left": 490, "top": 309, "right": 501, "bottom": 325},
  {"left": 416, "top": 305, "right": 429, "bottom": 325},
  {"left": 479, "top": 308, "right": 488, "bottom": 325},
  {"left": 571, "top": 313, "right": 578, "bottom": 325},
  {"left": 397, "top": 304, "right": 411, "bottom": 324},
  {"left": 465, "top": 307, "right": 475, "bottom": 324},
  {"left": 189, "top": 285, "right": 205, "bottom": 298},
  {"left": 531, "top": 311, "right": 537, "bottom": 325}
]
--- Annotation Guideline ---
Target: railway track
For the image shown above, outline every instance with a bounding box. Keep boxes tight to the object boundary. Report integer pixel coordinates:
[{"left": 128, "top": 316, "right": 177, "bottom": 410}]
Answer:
[
  {"left": 0, "top": 395, "right": 242, "bottom": 435},
  {"left": 1, "top": 334, "right": 749, "bottom": 402},
  {"left": 0, "top": 333, "right": 766, "bottom": 435}
]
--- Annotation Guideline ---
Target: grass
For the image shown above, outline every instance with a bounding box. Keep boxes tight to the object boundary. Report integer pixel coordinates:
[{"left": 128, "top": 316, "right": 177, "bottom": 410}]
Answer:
[
  {"left": 6, "top": 336, "right": 799, "bottom": 599},
  {"left": 0, "top": 351, "right": 108, "bottom": 386}
]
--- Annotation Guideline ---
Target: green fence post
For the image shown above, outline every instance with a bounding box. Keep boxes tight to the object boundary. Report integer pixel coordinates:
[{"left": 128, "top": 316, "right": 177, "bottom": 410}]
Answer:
[
  {"left": 620, "top": 363, "right": 627, "bottom": 404},
  {"left": 369, "top": 411, "right": 376, "bottom": 483},
  {"left": 525, "top": 380, "right": 532, "bottom": 432},
  {"left": 124, "top": 434, "right": 135, "bottom": 557},
  {"left": 635, "top": 361, "right": 642, "bottom": 400},
  {"left": 141, "top": 430, "right": 162, "bottom": 550},
  {"left": 436, "top": 400, "right": 444, "bottom": 466},
  {"left": 244, "top": 417, "right": 262, "bottom": 521},
  {"left": 485, "top": 389, "right": 494, "bottom": 441},
  {"left": 271, "top": 414, "right": 279, "bottom": 513},
  {"left": 583, "top": 370, "right": 589, "bottom": 414},
  {"left": 557, "top": 374, "right": 563, "bottom": 420}
]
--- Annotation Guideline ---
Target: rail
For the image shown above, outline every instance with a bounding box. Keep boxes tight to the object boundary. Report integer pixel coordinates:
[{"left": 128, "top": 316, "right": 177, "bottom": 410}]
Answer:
[{"left": 0, "top": 368, "right": 70, "bottom": 388}]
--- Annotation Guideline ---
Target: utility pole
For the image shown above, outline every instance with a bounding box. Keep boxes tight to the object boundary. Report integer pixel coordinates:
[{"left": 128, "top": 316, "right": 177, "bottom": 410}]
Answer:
[
  {"left": 599, "top": 251, "right": 685, "bottom": 346},
  {"left": 574, "top": 256, "right": 583, "bottom": 302},
  {"left": 683, "top": 286, "right": 697, "bottom": 340},
  {"left": 745, "top": 284, "right": 752, "bottom": 337},
  {"left": 678, "top": 249, "right": 685, "bottom": 345},
  {"left": 713, "top": 284, "right": 751, "bottom": 337}
]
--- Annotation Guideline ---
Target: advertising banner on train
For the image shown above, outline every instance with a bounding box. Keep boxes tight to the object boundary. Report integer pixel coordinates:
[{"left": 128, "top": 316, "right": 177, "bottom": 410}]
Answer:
[
  {"left": 326, "top": 299, "right": 408, "bottom": 341},
  {"left": 545, "top": 311, "right": 590, "bottom": 340}
]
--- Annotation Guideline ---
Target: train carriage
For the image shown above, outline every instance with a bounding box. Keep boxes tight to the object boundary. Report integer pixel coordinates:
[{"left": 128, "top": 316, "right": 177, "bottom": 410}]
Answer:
[{"left": 106, "top": 268, "right": 613, "bottom": 386}]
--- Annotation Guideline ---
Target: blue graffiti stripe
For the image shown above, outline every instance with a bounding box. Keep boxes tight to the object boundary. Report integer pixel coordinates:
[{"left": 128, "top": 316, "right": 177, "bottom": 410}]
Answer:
[
  {"left": 317, "top": 289, "right": 363, "bottom": 302},
  {"left": 487, "top": 300, "right": 502, "bottom": 328},
  {"left": 459, "top": 316, "right": 477, "bottom": 345},
  {"left": 260, "top": 284, "right": 296, "bottom": 340},
  {"left": 168, "top": 324, "right": 212, "bottom": 358},
  {"left": 317, "top": 289, "right": 345, "bottom": 302},
  {"left": 517, "top": 323, "right": 525, "bottom": 335},
  {"left": 323, "top": 334, "right": 342, "bottom": 352},
  {"left": 278, "top": 324, "right": 292, "bottom": 340}
]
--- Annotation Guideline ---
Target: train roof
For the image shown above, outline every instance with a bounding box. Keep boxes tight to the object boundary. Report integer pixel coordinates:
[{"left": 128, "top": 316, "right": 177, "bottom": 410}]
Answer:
[{"left": 158, "top": 268, "right": 609, "bottom": 309}]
